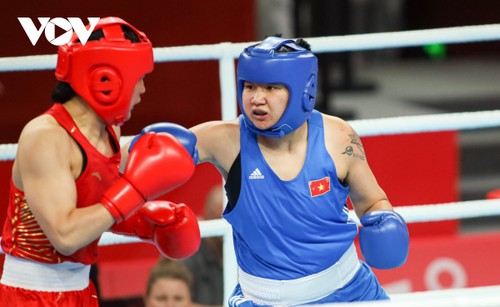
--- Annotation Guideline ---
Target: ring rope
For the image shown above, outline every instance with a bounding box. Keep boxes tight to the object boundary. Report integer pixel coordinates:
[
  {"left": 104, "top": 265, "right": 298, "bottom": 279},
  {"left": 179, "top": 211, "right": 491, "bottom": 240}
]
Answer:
[
  {"left": 349, "top": 110, "right": 500, "bottom": 137},
  {"left": 102, "top": 198, "right": 500, "bottom": 246},
  {"left": 1, "top": 198, "right": 498, "bottom": 252},
  {"left": 1, "top": 24, "right": 500, "bottom": 72},
  {"left": 0, "top": 109, "right": 499, "bottom": 161},
  {"left": 327, "top": 285, "right": 500, "bottom": 307}
]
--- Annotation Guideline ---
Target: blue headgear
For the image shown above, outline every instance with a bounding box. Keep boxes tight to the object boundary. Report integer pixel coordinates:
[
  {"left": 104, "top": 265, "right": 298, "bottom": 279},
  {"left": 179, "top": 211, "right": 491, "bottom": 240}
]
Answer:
[{"left": 237, "top": 36, "right": 318, "bottom": 138}]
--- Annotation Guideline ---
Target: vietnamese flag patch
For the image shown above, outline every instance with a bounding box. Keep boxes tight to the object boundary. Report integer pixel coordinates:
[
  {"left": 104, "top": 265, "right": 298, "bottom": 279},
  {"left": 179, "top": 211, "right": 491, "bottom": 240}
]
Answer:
[{"left": 309, "top": 176, "right": 331, "bottom": 197}]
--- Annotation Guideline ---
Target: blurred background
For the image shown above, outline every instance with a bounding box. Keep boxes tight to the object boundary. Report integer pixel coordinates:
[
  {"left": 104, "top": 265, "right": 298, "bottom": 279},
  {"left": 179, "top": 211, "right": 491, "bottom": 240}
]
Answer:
[{"left": 1, "top": 1, "right": 500, "bottom": 306}]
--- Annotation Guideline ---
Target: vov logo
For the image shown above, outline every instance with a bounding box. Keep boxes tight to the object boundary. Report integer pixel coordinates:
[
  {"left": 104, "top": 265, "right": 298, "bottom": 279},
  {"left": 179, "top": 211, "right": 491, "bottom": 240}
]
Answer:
[{"left": 18, "top": 17, "right": 100, "bottom": 46}]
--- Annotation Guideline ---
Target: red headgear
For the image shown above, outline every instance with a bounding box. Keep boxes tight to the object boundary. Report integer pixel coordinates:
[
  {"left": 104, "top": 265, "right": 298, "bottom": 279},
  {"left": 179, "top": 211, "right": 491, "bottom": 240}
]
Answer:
[{"left": 55, "top": 17, "right": 154, "bottom": 126}]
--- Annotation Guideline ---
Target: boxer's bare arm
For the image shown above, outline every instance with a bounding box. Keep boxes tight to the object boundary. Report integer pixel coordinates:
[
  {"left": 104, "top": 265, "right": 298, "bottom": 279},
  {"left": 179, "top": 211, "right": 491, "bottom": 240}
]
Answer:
[
  {"left": 323, "top": 114, "right": 393, "bottom": 218},
  {"left": 16, "top": 116, "right": 114, "bottom": 256},
  {"left": 191, "top": 119, "right": 240, "bottom": 179}
]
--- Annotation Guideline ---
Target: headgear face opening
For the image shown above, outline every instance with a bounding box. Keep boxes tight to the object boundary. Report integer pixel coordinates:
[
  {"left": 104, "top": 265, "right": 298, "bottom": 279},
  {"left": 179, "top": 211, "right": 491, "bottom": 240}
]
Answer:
[
  {"left": 237, "top": 36, "right": 318, "bottom": 138},
  {"left": 55, "top": 17, "right": 154, "bottom": 126}
]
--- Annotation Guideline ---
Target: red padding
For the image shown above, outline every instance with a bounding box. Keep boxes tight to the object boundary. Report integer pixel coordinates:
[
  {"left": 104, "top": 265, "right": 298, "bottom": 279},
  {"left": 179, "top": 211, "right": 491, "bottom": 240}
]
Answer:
[{"left": 486, "top": 189, "right": 500, "bottom": 199}]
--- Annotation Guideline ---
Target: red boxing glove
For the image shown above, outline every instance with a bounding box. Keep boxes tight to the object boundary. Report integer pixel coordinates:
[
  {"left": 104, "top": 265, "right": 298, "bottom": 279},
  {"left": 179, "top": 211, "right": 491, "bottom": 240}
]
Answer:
[
  {"left": 102, "top": 132, "right": 195, "bottom": 223},
  {"left": 148, "top": 201, "right": 201, "bottom": 259},
  {"left": 112, "top": 201, "right": 201, "bottom": 259}
]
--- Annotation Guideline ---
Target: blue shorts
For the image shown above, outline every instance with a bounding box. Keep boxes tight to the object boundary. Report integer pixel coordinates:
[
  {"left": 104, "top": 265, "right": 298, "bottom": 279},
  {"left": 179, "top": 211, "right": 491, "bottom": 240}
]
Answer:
[{"left": 228, "top": 262, "right": 389, "bottom": 306}]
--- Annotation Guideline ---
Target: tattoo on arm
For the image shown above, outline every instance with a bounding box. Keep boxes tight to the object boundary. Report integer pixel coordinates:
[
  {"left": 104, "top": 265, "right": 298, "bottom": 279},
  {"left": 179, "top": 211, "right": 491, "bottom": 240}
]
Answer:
[{"left": 341, "top": 133, "right": 366, "bottom": 161}]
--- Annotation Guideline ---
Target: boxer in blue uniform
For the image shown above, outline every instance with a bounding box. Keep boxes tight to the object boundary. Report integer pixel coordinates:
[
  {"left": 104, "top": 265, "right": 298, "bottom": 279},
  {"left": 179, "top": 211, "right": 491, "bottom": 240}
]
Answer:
[{"left": 134, "top": 36, "right": 410, "bottom": 306}]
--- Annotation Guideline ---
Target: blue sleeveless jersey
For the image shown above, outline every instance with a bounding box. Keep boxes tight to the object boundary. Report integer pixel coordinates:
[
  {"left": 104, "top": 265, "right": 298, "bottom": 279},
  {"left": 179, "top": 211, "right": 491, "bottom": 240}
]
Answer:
[{"left": 223, "top": 110, "right": 358, "bottom": 280}]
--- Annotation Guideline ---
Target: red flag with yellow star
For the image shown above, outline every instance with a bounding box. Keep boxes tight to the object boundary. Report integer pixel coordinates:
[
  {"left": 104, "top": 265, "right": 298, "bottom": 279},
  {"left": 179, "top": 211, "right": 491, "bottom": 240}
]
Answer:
[{"left": 309, "top": 177, "right": 331, "bottom": 197}]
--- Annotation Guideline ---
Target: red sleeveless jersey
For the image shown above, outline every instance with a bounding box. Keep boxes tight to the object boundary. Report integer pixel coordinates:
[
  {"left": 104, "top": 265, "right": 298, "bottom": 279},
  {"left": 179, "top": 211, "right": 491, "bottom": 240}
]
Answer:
[{"left": 1, "top": 104, "right": 121, "bottom": 264}]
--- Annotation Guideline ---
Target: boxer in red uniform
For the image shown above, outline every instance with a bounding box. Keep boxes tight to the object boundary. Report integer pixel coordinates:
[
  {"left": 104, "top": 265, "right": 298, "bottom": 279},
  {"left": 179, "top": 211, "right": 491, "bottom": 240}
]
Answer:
[{"left": 0, "top": 17, "right": 200, "bottom": 306}]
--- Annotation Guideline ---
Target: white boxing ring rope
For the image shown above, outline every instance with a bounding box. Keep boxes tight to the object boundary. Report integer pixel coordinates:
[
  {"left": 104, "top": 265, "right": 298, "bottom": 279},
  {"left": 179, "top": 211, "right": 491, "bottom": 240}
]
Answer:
[
  {"left": 319, "top": 285, "right": 500, "bottom": 307},
  {"left": 1, "top": 24, "right": 500, "bottom": 305},
  {"left": 1, "top": 109, "right": 500, "bottom": 161},
  {"left": 3, "top": 23, "right": 500, "bottom": 71}
]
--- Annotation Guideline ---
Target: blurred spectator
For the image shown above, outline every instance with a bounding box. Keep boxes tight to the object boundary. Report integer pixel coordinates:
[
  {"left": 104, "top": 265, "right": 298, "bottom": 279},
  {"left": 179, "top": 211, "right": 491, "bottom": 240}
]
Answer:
[
  {"left": 182, "top": 185, "right": 224, "bottom": 306},
  {"left": 144, "top": 258, "right": 194, "bottom": 307}
]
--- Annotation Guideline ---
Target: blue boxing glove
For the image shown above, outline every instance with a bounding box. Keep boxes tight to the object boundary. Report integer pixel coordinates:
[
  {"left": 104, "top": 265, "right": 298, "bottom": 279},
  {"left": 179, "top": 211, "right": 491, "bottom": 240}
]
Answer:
[
  {"left": 359, "top": 210, "right": 409, "bottom": 270},
  {"left": 130, "top": 123, "right": 198, "bottom": 163}
]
